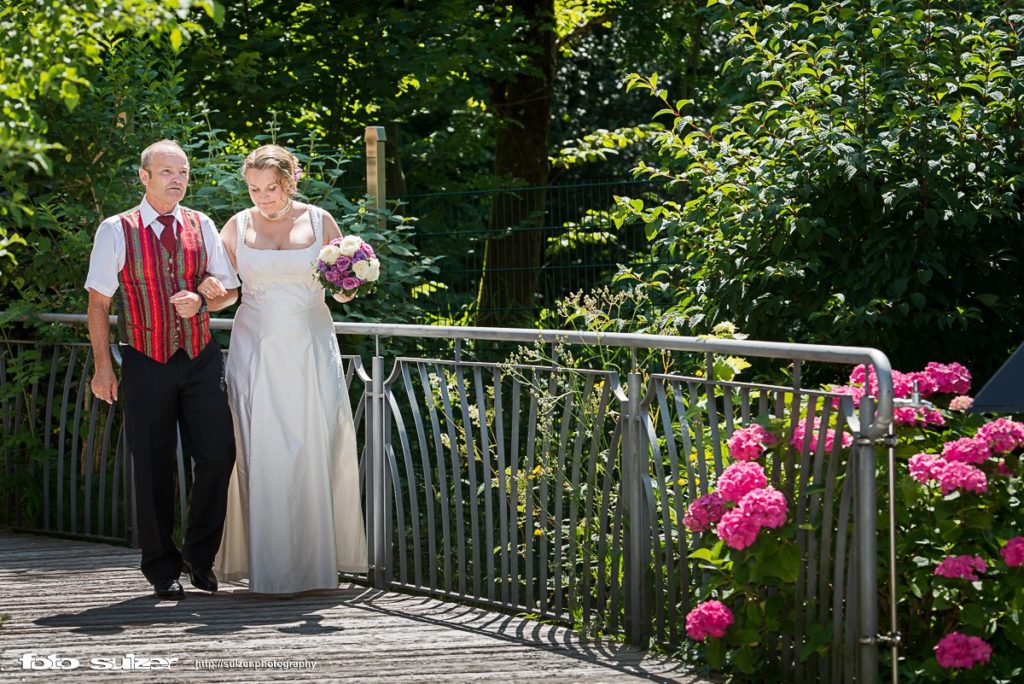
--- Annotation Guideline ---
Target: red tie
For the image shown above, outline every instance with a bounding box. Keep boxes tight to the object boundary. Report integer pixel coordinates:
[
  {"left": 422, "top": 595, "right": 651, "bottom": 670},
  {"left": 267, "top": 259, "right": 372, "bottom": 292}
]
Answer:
[{"left": 155, "top": 215, "right": 177, "bottom": 253}]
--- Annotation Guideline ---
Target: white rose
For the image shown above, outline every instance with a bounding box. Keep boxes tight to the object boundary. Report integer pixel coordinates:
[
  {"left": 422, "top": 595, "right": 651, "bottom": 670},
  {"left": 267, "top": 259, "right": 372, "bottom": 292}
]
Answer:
[
  {"left": 365, "top": 259, "right": 380, "bottom": 282},
  {"left": 318, "top": 244, "right": 342, "bottom": 265},
  {"left": 352, "top": 260, "right": 372, "bottom": 279},
  {"left": 338, "top": 235, "right": 362, "bottom": 257}
]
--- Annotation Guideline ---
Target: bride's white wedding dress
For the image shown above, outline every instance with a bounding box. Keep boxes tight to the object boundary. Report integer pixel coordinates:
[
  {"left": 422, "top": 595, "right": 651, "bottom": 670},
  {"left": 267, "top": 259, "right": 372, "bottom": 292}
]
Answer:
[{"left": 215, "top": 206, "right": 367, "bottom": 593}]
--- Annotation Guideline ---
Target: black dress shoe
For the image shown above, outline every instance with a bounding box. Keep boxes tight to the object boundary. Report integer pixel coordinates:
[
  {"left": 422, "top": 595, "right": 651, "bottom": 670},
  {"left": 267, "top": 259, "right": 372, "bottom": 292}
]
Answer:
[
  {"left": 182, "top": 559, "right": 218, "bottom": 592},
  {"left": 153, "top": 578, "right": 185, "bottom": 599}
]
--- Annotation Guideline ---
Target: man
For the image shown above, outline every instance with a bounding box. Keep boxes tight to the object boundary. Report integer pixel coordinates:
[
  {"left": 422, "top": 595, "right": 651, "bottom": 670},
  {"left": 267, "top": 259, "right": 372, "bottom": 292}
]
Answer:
[{"left": 85, "top": 139, "right": 240, "bottom": 599}]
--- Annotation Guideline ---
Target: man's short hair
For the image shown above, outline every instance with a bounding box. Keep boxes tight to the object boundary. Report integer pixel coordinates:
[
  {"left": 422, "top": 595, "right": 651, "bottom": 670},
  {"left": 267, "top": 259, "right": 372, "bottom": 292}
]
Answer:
[{"left": 140, "top": 140, "right": 187, "bottom": 170}]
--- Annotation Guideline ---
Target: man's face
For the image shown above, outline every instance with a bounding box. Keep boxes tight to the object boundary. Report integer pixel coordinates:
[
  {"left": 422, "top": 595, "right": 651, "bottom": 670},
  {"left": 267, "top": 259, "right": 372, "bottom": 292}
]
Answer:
[{"left": 139, "top": 147, "right": 190, "bottom": 210}]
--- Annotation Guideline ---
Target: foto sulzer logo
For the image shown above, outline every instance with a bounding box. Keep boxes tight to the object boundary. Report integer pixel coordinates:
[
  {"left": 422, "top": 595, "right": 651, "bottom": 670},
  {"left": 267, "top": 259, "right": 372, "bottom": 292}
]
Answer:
[{"left": 21, "top": 653, "right": 177, "bottom": 670}]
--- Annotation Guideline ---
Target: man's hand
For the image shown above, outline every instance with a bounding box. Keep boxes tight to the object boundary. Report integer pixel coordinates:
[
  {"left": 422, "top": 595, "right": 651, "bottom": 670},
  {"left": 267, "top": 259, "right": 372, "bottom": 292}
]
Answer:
[
  {"left": 198, "top": 275, "right": 227, "bottom": 300},
  {"left": 170, "top": 290, "right": 204, "bottom": 318},
  {"left": 92, "top": 366, "right": 119, "bottom": 404}
]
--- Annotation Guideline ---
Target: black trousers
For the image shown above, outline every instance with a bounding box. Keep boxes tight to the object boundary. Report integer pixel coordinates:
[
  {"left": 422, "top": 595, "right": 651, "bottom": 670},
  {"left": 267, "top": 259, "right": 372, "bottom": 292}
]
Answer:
[{"left": 121, "top": 340, "right": 235, "bottom": 584}]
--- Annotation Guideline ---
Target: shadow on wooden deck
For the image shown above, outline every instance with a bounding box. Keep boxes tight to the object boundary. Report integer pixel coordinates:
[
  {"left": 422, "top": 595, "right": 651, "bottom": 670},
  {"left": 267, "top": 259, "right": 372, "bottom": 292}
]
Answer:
[{"left": 0, "top": 533, "right": 714, "bottom": 682}]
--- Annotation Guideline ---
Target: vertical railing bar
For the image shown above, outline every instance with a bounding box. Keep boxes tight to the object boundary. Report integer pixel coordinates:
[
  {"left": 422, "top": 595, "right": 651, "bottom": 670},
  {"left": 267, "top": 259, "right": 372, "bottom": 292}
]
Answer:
[
  {"left": 739, "top": 386, "right": 752, "bottom": 424},
  {"left": 566, "top": 373, "right": 594, "bottom": 631},
  {"left": 56, "top": 347, "right": 79, "bottom": 532},
  {"left": 856, "top": 396, "right": 879, "bottom": 684},
  {"left": 454, "top": 362, "right": 482, "bottom": 599},
  {"left": 687, "top": 382, "right": 709, "bottom": 495},
  {"left": 419, "top": 362, "right": 452, "bottom": 594},
  {"left": 523, "top": 368, "right": 539, "bottom": 611},
  {"left": 642, "top": 389, "right": 671, "bottom": 645},
  {"left": 402, "top": 363, "right": 433, "bottom": 588},
  {"left": 596, "top": 419, "right": 620, "bottom": 628},
  {"left": 662, "top": 380, "right": 689, "bottom": 643},
  {"left": 437, "top": 365, "right": 466, "bottom": 596},
  {"left": 472, "top": 366, "right": 496, "bottom": 602},
  {"left": 704, "top": 353, "right": 724, "bottom": 476},
  {"left": 68, "top": 349, "right": 93, "bottom": 535},
  {"left": 509, "top": 376, "right": 522, "bottom": 610},
  {"left": 582, "top": 378, "right": 612, "bottom": 631},
  {"left": 492, "top": 366, "right": 510, "bottom": 607},
  {"left": 98, "top": 401, "right": 117, "bottom": 538},
  {"left": 384, "top": 391, "right": 414, "bottom": 585},
  {"left": 672, "top": 381, "right": 697, "bottom": 501},
  {"left": 551, "top": 372, "right": 575, "bottom": 620},
  {"left": 83, "top": 389, "right": 100, "bottom": 536}
]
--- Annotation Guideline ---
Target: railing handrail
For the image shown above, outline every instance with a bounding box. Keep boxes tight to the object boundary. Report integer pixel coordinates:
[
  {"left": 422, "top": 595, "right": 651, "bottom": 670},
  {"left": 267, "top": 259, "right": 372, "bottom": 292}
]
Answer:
[{"left": 18, "top": 311, "right": 893, "bottom": 437}]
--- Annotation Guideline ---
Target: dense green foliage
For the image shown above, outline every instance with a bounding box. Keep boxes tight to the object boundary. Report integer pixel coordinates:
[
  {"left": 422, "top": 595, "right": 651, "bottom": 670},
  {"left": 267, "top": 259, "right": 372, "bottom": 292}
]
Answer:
[{"left": 618, "top": 0, "right": 1024, "bottom": 379}]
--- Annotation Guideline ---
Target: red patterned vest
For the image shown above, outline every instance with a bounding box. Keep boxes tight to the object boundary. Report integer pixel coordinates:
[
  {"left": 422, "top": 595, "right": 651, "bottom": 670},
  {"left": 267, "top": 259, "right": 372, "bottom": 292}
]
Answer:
[{"left": 116, "top": 207, "right": 211, "bottom": 363}]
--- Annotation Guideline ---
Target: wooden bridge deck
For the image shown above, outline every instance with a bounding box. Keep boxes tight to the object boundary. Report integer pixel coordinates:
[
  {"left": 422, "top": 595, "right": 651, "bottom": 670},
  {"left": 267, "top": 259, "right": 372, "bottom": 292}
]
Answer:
[{"left": 0, "top": 533, "right": 708, "bottom": 682}]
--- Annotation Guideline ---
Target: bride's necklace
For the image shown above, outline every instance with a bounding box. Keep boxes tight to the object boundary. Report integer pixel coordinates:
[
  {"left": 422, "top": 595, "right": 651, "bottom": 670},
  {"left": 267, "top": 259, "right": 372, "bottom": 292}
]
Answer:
[{"left": 257, "top": 199, "right": 293, "bottom": 221}]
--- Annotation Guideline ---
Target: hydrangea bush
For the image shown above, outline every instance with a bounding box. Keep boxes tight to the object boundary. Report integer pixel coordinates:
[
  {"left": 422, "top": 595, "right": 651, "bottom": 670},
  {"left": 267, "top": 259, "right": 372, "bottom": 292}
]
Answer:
[{"left": 682, "top": 361, "right": 1024, "bottom": 681}]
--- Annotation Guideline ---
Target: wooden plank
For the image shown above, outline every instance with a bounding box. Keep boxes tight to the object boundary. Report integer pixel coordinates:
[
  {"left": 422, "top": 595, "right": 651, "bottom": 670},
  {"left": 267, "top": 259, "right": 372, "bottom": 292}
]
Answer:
[{"left": 0, "top": 533, "right": 707, "bottom": 683}]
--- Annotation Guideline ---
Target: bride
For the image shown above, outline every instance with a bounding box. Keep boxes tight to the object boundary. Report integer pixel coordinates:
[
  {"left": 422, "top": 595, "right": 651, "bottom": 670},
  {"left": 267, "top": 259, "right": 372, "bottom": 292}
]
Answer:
[{"left": 201, "top": 144, "right": 368, "bottom": 594}]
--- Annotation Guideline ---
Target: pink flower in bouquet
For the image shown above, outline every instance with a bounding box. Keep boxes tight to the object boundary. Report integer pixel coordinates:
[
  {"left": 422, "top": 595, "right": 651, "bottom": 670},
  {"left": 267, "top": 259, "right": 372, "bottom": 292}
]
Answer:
[
  {"left": 314, "top": 234, "right": 381, "bottom": 296},
  {"left": 976, "top": 418, "right": 1024, "bottom": 454},
  {"left": 684, "top": 492, "right": 727, "bottom": 533},
  {"left": 1000, "top": 537, "right": 1024, "bottom": 567},
  {"left": 934, "top": 555, "right": 987, "bottom": 581},
  {"left": 716, "top": 508, "right": 761, "bottom": 550},
  {"left": 948, "top": 395, "right": 973, "bottom": 412},
  {"left": 716, "top": 462, "right": 767, "bottom": 503},
  {"left": 924, "top": 362, "right": 972, "bottom": 395},
  {"left": 738, "top": 487, "right": 788, "bottom": 529},
  {"left": 934, "top": 632, "right": 991, "bottom": 669},
  {"left": 727, "top": 424, "right": 778, "bottom": 461},
  {"left": 941, "top": 437, "right": 991, "bottom": 465},
  {"left": 685, "top": 600, "right": 734, "bottom": 641},
  {"left": 790, "top": 417, "right": 853, "bottom": 452}
]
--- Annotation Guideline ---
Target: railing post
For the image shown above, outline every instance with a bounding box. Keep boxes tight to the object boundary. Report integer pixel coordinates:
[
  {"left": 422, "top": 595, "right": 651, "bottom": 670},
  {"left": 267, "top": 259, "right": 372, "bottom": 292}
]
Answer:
[
  {"left": 367, "top": 348, "right": 390, "bottom": 587},
  {"left": 365, "top": 126, "right": 387, "bottom": 224},
  {"left": 623, "top": 369, "right": 651, "bottom": 647},
  {"left": 856, "top": 396, "right": 879, "bottom": 684}
]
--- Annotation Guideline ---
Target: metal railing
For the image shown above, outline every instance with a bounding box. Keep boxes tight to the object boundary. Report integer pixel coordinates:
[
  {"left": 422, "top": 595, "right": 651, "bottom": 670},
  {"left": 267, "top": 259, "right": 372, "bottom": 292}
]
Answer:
[{"left": 1, "top": 313, "right": 892, "bottom": 683}]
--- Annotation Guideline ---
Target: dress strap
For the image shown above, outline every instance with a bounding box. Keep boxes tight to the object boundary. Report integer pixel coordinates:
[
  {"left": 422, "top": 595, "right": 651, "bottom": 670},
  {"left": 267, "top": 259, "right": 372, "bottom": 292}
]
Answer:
[
  {"left": 310, "top": 206, "right": 324, "bottom": 246},
  {"left": 236, "top": 209, "right": 250, "bottom": 251}
]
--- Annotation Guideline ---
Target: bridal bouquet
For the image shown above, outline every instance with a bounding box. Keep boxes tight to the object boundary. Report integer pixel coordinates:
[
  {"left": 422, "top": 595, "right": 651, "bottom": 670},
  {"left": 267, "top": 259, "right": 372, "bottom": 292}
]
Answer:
[{"left": 314, "top": 235, "right": 381, "bottom": 296}]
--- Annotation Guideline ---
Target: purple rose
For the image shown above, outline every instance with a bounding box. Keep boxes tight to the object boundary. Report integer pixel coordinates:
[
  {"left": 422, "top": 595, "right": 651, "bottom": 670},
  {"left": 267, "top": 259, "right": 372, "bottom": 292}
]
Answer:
[
  {"left": 334, "top": 255, "right": 352, "bottom": 271},
  {"left": 341, "top": 277, "right": 362, "bottom": 291},
  {"left": 361, "top": 242, "right": 376, "bottom": 259},
  {"left": 352, "top": 248, "right": 367, "bottom": 261},
  {"left": 325, "top": 269, "right": 344, "bottom": 286},
  {"left": 317, "top": 260, "right": 330, "bottom": 274}
]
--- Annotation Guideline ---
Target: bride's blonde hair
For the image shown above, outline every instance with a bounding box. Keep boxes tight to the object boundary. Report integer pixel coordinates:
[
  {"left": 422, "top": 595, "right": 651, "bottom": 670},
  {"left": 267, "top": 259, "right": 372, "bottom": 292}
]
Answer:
[{"left": 242, "top": 145, "right": 302, "bottom": 196}]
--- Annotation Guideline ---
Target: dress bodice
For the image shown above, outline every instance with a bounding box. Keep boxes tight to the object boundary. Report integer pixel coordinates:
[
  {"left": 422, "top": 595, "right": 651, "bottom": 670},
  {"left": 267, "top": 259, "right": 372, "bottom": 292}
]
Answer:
[{"left": 235, "top": 207, "right": 326, "bottom": 312}]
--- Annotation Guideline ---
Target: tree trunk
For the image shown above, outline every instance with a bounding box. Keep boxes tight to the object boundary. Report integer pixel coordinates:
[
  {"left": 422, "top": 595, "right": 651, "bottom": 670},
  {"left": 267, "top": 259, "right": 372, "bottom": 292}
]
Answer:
[{"left": 474, "top": 0, "right": 555, "bottom": 327}]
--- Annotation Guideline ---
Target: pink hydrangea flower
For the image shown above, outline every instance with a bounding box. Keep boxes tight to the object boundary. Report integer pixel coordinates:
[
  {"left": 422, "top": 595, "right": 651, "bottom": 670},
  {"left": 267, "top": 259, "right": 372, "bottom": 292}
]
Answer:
[
  {"left": 737, "top": 487, "right": 788, "bottom": 529},
  {"left": 789, "top": 417, "right": 854, "bottom": 452},
  {"left": 684, "top": 492, "right": 727, "bottom": 533},
  {"left": 893, "top": 407, "right": 946, "bottom": 428},
  {"left": 1001, "top": 537, "right": 1024, "bottom": 567},
  {"left": 906, "top": 370, "right": 939, "bottom": 397},
  {"left": 727, "top": 424, "right": 778, "bottom": 462},
  {"left": 941, "top": 437, "right": 992, "bottom": 465},
  {"left": 908, "top": 453, "right": 943, "bottom": 483},
  {"left": 716, "top": 508, "right": 761, "bottom": 550},
  {"left": 925, "top": 362, "right": 972, "bottom": 395},
  {"left": 716, "top": 462, "right": 768, "bottom": 503},
  {"left": 976, "top": 418, "right": 1024, "bottom": 454},
  {"left": 934, "top": 632, "right": 992, "bottom": 669},
  {"left": 934, "top": 555, "right": 987, "bottom": 581},
  {"left": 948, "top": 395, "right": 973, "bottom": 412},
  {"left": 828, "top": 384, "right": 865, "bottom": 408},
  {"left": 932, "top": 460, "right": 988, "bottom": 495},
  {"left": 685, "top": 600, "right": 734, "bottom": 640}
]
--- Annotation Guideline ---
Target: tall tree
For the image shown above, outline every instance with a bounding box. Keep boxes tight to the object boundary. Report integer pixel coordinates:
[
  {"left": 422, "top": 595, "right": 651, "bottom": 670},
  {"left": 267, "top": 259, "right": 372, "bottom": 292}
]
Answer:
[{"left": 475, "top": 0, "right": 557, "bottom": 326}]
